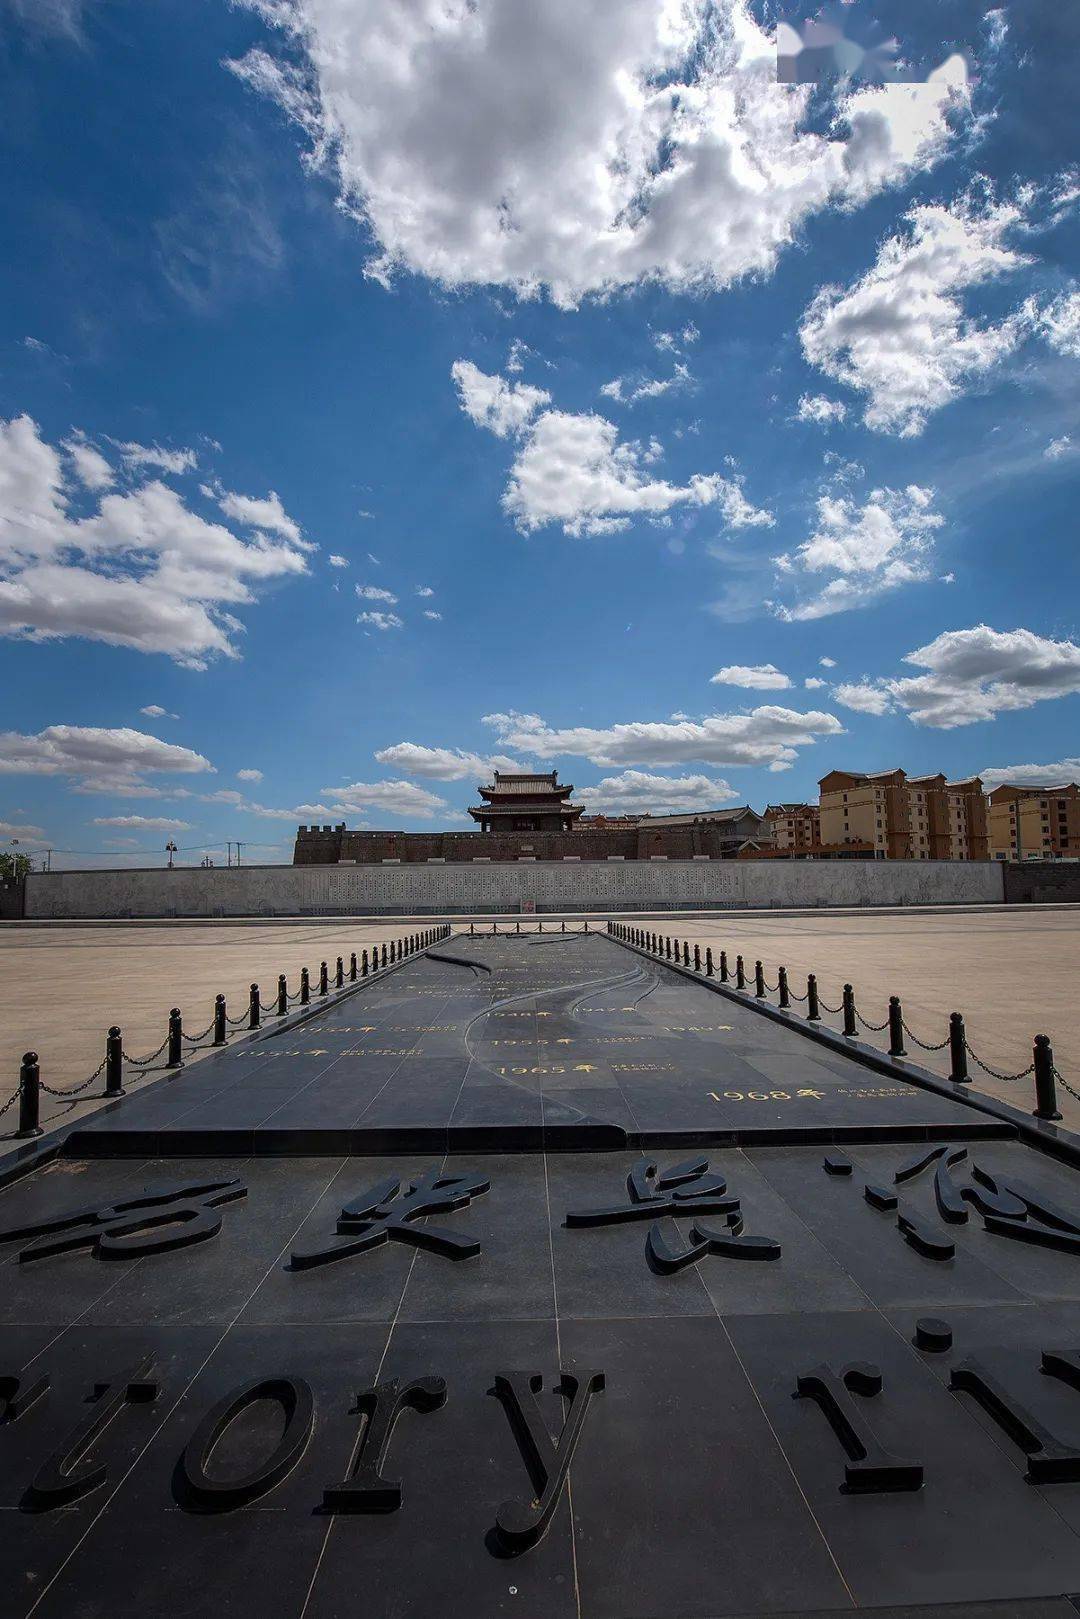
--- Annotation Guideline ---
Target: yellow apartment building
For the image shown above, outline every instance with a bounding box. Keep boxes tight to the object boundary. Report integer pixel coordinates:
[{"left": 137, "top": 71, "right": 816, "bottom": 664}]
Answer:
[{"left": 988, "top": 783, "right": 1080, "bottom": 860}]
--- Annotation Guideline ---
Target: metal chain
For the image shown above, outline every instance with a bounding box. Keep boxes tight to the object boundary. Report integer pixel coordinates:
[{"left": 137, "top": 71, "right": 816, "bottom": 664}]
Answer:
[
  {"left": 1054, "top": 1066, "right": 1080, "bottom": 1103},
  {"left": 225, "top": 1010, "right": 250, "bottom": 1028},
  {"left": 122, "top": 1036, "right": 170, "bottom": 1067},
  {"left": 182, "top": 1022, "right": 216, "bottom": 1045},
  {"left": 787, "top": 986, "right": 808, "bottom": 1002},
  {"left": 855, "top": 1008, "right": 889, "bottom": 1033},
  {"left": 817, "top": 996, "right": 843, "bottom": 1015},
  {"left": 39, "top": 1056, "right": 108, "bottom": 1098},
  {"left": 0, "top": 1086, "right": 22, "bottom": 1118},
  {"left": 962, "top": 1041, "right": 1034, "bottom": 1083},
  {"left": 900, "top": 1020, "right": 950, "bottom": 1053}
]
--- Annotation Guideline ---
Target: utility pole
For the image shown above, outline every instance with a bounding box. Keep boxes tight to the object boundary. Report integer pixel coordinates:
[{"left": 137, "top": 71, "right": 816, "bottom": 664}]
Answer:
[{"left": 236, "top": 841, "right": 243, "bottom": 867}]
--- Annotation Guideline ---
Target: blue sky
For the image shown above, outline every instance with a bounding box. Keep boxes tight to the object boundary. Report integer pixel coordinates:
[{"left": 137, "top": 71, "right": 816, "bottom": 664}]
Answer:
[{"left": 0, "top": 0, "right": 1078, "bottom": 866}]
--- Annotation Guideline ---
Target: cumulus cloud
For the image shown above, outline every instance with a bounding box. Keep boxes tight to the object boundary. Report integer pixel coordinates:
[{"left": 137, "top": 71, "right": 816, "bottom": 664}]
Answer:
[
  {"left": 356, "top": 584, "right": 397, "bottom": 603},
  {"left": 482, "top": 705, "right": 843, "bottom": 771},
  {"left": 0, "top": 727, "right": 212, "bottom": 804},
  {"left": 216, "top": 487, "right": 303, "bottom": 543},
  {"left": 318, "top": 779, "right": 451, "bottom": 819},
  {"left": 800, "top": 195, "right": 1032, "bottom": 436},
  {"left": 796, "top": 395, "right": 848, "bottom": 426},
  {"left": 819, "top": 656, "right": 837, "bottom": 668},
  {"left": 980, "top": 758, "right": 1080, "bottom": 790},
  {"left": 416, "top": 585, "right": 434, "bottom": 597},
  {"left": 457, "top": 363, "right": 773, "bottom": 537},
  {"left": 774, "top": 483, "right": 944, "bottom": 620},
  {"left": 328, "top": 553, "right": 349, "bottom": 567},
  {"left": 139, "top": 704, "right": 178, "bottom": 719},
  {"left": 92, "top": 815, "right": 192, "bottom": 831},
  {"left": 804, "top": 676, "right": 826, "bottom": 689},
  {"left": 829, "top": 626, "right": 1080, "bottom": 730},
  {"left": 711, "top": 663, "right": 791, "bottom": 690},
  {"left": 357, "top": 609, "right": 403, "bottom": 631},
  {"left": 423, "top": 609, "right": 442, "bottom": 621},
  {"left": 1045, "top": 436, "right": 1074, "bottom": 460},
  {"left": 0, "top": 414, "right": 312, "bottom": 666},
  {"left": 833, "top": 680, "right": 893, "bottom": 715},
  {"left": 236, "top": 768, "right": 263, "bottom": 782},
  {"left": 452, "top": 360, "right": 551, "bottom": 438},
  {"left": 229, "top": 0, "right": 968, "bottom": 307},
  {"left": 64, "top": 434, "right": 114, "bottom": 491},
  {"left": 373, "top": 743, "right": 526, "bottom": 781},
  {"left": 576, "top": 770, "right": 738, "bottom": 813}
]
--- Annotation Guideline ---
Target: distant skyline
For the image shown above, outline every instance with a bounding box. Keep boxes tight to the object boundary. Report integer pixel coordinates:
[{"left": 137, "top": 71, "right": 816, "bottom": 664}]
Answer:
[{"left": 0, "top": 0, "right": 1077, "bottom": 866}]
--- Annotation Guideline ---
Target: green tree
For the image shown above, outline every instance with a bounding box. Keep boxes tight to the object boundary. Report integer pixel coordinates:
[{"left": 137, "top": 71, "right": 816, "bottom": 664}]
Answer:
[{"left": 0, "top": 851, "right": 34, "bottom": 882}]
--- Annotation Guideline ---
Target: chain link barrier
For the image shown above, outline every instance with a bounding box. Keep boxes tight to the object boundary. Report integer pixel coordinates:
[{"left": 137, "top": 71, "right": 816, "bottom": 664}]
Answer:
[
  {"left": 39, "top": 1056, "right": 107, "bottom": 1098},
  {"left": 181, "top": 1022, "right": 216, "bottom": 1046},
  {"left": 854, "top": 1008, "right": 889, "bottom": 1033},
  {"left": 0, "top": 1085, "right": 23, "bottom": 1119},
  {"left": 900, "top": 1020, "right": 951, "bottom": 1053},
  {"left": 1054, "top": 1065, "right": 1080, "bottom": 1104},
  {"left": 959, "top": 1041, "right": 1034, "bottom": 1084},
  {"left": 122, "top": 1035, "right": 171, "bottom": 1068},
  {"left": 816, "top": 995, "right": 843, "bottom": 1016}
]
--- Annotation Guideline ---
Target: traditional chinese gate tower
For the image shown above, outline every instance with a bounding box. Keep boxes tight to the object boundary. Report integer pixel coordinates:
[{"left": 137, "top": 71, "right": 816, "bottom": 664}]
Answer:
[{"left": 468, "top": 770, "right": 584, "bottom": 835}]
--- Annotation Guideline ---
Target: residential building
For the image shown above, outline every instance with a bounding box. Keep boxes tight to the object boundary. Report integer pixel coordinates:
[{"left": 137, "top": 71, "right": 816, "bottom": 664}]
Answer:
[
  {"left": 762, "top": 802, "right": 821, "bottom": 853},
  {"left": 818, "top": 769, "right": 989, "bottom": 861},
  {"left": 988, "top": 783, "right": 1080, "bottom": 860}
]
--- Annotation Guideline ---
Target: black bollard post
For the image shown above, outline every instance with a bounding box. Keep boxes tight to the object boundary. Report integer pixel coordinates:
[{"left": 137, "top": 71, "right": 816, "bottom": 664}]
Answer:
[
  {"left": 755, "top": 960, "right": 765, "bottom": 998},
  {"left": 806, "top": 975, "right": 820, "bottom": 1022},
  {"left": 736, "top": 955, "right": 745, "bottom": 991},
  {"left": 381, "top": 944, "right": 387, "bottom": 968},
  {"left": 167, "top": 1007, "right": 184, "bottom": 1066},
  {"left": 105, "top": 1026, "right": 124, "bottom": 1097},
  {"left": 390, "top": 941, "right": 397, "bottom": 964},
  {"left": 350, "top": 952, "right": 357, "bottom": 983},
  {"left": 949, "top": 1013, "right": 969, "bottom": 1082},
  {"left": 470, "top": 922, "right": 475, "bottom": 936},
  {"left": 336, "top": 957, "right": 344, "bottom": 989},
  {"left": 562, "top": 920, "right": 566, "bottom": 933},
  {"left": 320, "top": 961, "right": 329, "bottom": 995},
  {"left": 248, "top": 985, "right": 260, "bottom": 1031},
  {"left": 665, "top": 937, "right": 672, "bottom": 960},
  {"left": 682, "top": 941, "right": 690, "bottom": 967},
  {"left": 720, "top": 950, "right": 728, "bottom": 983},
  {"left": 694, "top": 944, "right": 701, "bottom": 973},
  {"left": 778, "top": 966, "right": 789, "bottom": 1009},
  {"left": 842, "top": 984, "right": 856, "bottom": 1037},
  {"left": 888, "top": 996, "right": 905, "bottom": 1057},
  {"left": 361, "top": 949, "right": 369, "bottom": 977},
  {"left": 705, "top": 947, "right": 714, "bottom": 977},
  {"left": 1033, "top": 1035, "right": 1062, "bottom": 1121},
  {"left": 277, "top": 975, "right": 288, "bottom": 1017},
  {"left": 16, "top": 1053, "right": 42, "bottom": 1139},
  {"left": 214, "top": 994, "right": 227, "bottom": 1045},
  {"left": 301, "top": 967, "right": 310, "bottom": 1005}
]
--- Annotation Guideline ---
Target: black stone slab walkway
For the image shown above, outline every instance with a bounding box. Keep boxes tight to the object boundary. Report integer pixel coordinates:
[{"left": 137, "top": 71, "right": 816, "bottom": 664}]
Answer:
[
  {"left": 66, "top": 934, "right": 1001, "bottom": 1155},
  {"left": 5, "top": 932, "right": 1080, "bottom": 1619}
]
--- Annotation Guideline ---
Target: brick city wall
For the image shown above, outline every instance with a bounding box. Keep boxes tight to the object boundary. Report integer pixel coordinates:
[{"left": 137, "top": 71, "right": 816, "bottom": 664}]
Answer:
[
  {"left": 293, "top": 823, "right": 755, "bottom": 864},
  {"left": 1002, "top": 861, "right": 1080, "bottom": 904}
]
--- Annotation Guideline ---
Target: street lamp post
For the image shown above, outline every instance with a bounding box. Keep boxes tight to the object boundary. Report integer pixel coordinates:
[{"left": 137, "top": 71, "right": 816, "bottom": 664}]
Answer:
[{"left": 165, "top": 840, "right": 178, "bottom": 868}]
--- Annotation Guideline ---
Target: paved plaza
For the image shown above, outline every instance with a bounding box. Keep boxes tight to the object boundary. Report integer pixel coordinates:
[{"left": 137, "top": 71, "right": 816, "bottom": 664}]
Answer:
[{"left": 3, "top": 928, "right": 1080, "bottom": 1619}]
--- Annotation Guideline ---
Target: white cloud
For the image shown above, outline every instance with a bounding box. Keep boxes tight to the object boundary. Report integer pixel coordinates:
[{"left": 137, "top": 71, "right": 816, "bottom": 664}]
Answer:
[
  {"left": 888, "top": 625, "right": 1080, "bottom": 728},
  {"left": 774, "top": 483, "right": 944, "bottom": 620},
  {"left": 423, "top": 609, "right": 442, "bottom": 621},
  {"left": 139, "top": 704, "right": 178, "bottom": 719},
  {"left": 356, "top": 584, "right": 397, "bottom": 603},
  {"left": 0, "top": 728, "right": 212, "bottom": 803},
  {"left": 833, "top": 680, "right": 893, "bottom": 715},
  {"left": 0, "top": 414, "right": 312, "bottom": 666},
  {"left": 116, "top": 440, "right": 198, "bottom": 476},
  {"left": 457, "top": 364, "right": 772, "bottom": 537},
  {"left": 216, "top": 487, "right": 304, "bottom": 544},
  {"left": 711, "top": 663, "right": 791, "bottom": 690},
  {"left": 64, "top": 435, "right": 114, "bottom": 491},
  {"left": 819, "top": 656, "right": 837, "bottom": 668},
  {"left": 373, "top": 743, "right": 526, "bottom": 781},
  {"left": 0, "top": 819, "right": 47, "bottom": 844},
  {"left": 451, "top": 360, "right": 551, "bottom": 438},
  {"left": 804, "top": 676, "right": 826, "bottom": 689},
  {"left": 980, "top": 758, "right": 1080, "bottom": 790},
  {"left": 800, "top": 195, "right": 1032, "bottom": 436},
  {"left": 1045, "top": 436, "right": 1074, "bottom": 460},
  {"left": 318, "top": 779, "right": 451, "bottom": 819},
  {"left": 328, "top": 553, "right": 349, "bottom": 567},
  {"left": 795, "top": 394, "right": 847, "bottom": 426},
  {"left": 416, "top": 585, "right": 434, "bottom": 597},
  {"left": 92, "top": 815, "right": 192, "bottom": 831},
  {"left": 576, "top": 770, "right": 738, "bottom": 813},
  {"left": 229, "top": 1, "right": 968, "bottom": 307},
  {"left": 1037, "top": 290, "right": 1080, "bottom": 359},
  {"left": 482, "top": 705, "right": 843, "bottom": 771},
  {"left": 236, "top": 768, "right": 264, "bottom": 782},
  {"left": 600, "top": 364, "right": 691, "bottom": 406},
  {"left": 357, "top": 610, "right": 403, "bottom": 631}
]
